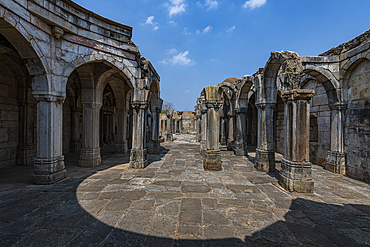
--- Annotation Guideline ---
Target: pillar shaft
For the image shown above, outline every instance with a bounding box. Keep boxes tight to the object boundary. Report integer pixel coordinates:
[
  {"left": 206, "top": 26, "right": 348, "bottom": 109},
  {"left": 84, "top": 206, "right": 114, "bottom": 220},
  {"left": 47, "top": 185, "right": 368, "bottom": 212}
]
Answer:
[
  {"left": 279, "top": 89, "right": 314, "bottom": 193},
  {"left": 220, "top": 117, "right": 227, "bottom": 145},
  {"left": 200, "top": 109, "right": 207, "bottom": 154},
  {"left": 204, "top": 101, "right": 222, "bottom": 171},
  {"left": 32, "top": 94, "right": 67, "bottom": 184},
  {"left": 166, "top": 109, "right": 173, "bottom": 142},
  {"left": 148, "top": 108, "right": 161, "bottom": 154},
  {"left": 79, "top": 102, "right": 102, "bottom": 167},
  {"left": 115, "top": 104, "right": 128, "bottom": 153},
  {"left": 324, "top": 103, "right": 347, "bottom": 174},
  {"left": 235, "top": 108, "right": 248, "bottom": 156},
  {"left": 130, "top": 102, "right": 148, "bottom": 168},
  {"left": 255, "top": 103, "right": 275, "bottom": 172},
  {"left": 70, "top": 109, "right": 81, "bottom": 153},
  {"left": 227, "top": 114, "right": 236, "bottom": 151}
]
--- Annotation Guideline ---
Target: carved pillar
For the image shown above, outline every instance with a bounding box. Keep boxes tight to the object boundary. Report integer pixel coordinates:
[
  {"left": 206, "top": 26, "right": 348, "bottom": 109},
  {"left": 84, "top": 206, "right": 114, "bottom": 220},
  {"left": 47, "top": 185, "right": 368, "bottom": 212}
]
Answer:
[
  {"left": 32, "top": 94, "right": 67, "bottom": 184},
  {"left": 166, "top": 109, "right": 173, "bottom": 142},
  {"left": 200, "top": 97, "right": 207, "bottom": 154},
  {"left": 255, "top": 103, "right": 275, "bottom": 172},
  {"left": 279, "top": 89, "right": 314, "bottom": 193},
  {"left": 324, "top": 103, "right": 347, "bottom": 174},
  {"left": 227, "top": 111, "right": 236, "bottom": 151},
  {"left": 130, "top": 89, "right": 149, "bottom": 168},
  {"left": 235, "top": 108, "right": 248, "bottom": 156},
  {"left": 115, "top": 99, "right": 128, "bottom": 153},
  {"left": 204, "top": 86, "right": 223, "bottom": 171},
  {"left": 148, "top": 107, "right": 161, "bottom": 154},
  {"left": 79, "top": 101, "right": 102, "bottom": 167}
]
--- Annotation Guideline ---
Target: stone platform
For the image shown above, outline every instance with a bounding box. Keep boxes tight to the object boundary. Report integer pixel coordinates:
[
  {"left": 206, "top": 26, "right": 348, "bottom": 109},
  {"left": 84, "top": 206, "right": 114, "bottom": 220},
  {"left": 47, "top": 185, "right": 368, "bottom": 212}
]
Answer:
[{"left": 0, "top": 135, "right": 370, "bottom": 246}]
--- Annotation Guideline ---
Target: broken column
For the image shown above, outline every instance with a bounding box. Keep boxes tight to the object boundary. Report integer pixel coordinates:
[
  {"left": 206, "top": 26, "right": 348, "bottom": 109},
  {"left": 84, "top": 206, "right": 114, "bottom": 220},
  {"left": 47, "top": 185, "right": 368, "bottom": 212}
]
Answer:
[
  {"left": 255, "top": 103, "right": 275, "bottom": 172},
  {"left": 130, "top": 89, "right": 149, "bottom": 168},
  {"left": 204, "top": 86, "right": 223, "bottom": 171},
  {"left": 235, "top": 107, "right": 248, "bottom": 156},
  {"left": 166, "top": 109, "right": 173, "bottom": 142},
  {"left": 324, "top": 102, "right": 347, "bottom": 174},
  {"left": 279, "top": 89, "right": 315, "bottom": 193},
  {"left": 32, "top": 93, "right": 67, "bottom": 184}
]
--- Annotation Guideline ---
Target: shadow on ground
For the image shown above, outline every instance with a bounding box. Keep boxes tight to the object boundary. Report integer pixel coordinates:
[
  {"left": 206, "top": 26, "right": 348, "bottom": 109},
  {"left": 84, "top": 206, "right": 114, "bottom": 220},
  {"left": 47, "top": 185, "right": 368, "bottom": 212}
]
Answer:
[{"left": 0, "top": 143, "right": 370, "bottom": 246}]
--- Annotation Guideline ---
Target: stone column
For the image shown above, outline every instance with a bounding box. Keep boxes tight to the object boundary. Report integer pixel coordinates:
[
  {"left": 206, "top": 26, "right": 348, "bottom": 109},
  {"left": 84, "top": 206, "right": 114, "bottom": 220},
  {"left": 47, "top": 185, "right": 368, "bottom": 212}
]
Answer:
[
  {"left": 255, "top": 103, "right": 275, "bottom": 172},
  {"left": 148, "top": 107, "right": 161, "bottom": 154},
  {"left": 79, "top": 101, "right": 102, "bottom": 167},
  {"left": 17, "top": 100, "right": 33, "bottom": 165},
  {"left": 200, "top": 98, "right": 207, "bottom": 154},
  {"left": 166, "top": 109, "right": 173, "bottom": 142},
  {"left": 227, "top": 111, "right": 236, "bottom": 151},
  {"left": 204, "top": 86, "right": 223, "bottom": 171},
  {"left": 279, "top": 89, "right": 314, "bottom": 193},
  {"left": 220, "top": 115, "right": 227, "bottom": 145},
  {"left": 324, "top": 103, "right": 347, "bottom": 174},
  {"left": 130, "top": 89, "right": 149, "bottom": 168},
  {"left": 32, "top": 94, "right": 67, "bottom": 184},
  {"left": 69, "top": 108, "right": 81, "bottom": 153},
  {"left": 235, "top": 108, "right": 248, "bottom": 156},
  {"left": 115, "top": 100, "right": 128, "bottom": 153}
]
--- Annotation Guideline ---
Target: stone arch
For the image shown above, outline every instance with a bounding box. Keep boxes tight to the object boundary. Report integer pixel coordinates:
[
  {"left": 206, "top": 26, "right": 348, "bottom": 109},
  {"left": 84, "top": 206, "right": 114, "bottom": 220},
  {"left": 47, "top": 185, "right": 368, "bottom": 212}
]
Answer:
[
  {"left": 302, "top": 65, "right": 340, "bottom": 104},
  {"left": 63, "top": 55, "right": 136, "bottom": 92},
  {"left": 261, "top": 51, "right": 302, "bottom": 104},
  {"left": 0, "top": 18, "right": 50, "bottom": 93},
  {"left": 238, "top": 75, "right": 254, "bottom": 108}
]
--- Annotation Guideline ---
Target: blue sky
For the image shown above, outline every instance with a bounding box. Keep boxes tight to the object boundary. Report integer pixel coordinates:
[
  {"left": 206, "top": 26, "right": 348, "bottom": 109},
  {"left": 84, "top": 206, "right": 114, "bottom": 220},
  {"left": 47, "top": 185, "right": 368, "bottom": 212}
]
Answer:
[{"left": 74, "top": 0, "right": 370, "bottom": 111}]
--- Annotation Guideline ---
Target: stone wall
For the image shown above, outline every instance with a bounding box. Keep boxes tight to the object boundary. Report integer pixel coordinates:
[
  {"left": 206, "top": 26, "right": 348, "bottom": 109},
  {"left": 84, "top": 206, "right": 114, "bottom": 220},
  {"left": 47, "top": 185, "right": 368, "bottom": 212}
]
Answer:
[{"left": 345, "top": 59, "right": 370, "bottom": 181}]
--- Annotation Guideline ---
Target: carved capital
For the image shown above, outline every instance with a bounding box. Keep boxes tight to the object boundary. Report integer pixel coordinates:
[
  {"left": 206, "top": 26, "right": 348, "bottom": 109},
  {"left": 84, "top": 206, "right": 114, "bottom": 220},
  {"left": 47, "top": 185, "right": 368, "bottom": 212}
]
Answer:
[
  {"left": 81, "top": 102, "right": 102, "bottom": 109},
  {"left": 281, "top": 89, "right": 314, "bottom": 102},
  {"left": 33, "top": 92, "right": 65, "bottom": 103},
  {"left": 329, "top": 102, "right": 347, "bottom": 111},
  {"left": 52, "top": 26, "right": 64, "bottom": 39},
  {"left": 255, "top": 102, "right": 275, "bottom": 109}
]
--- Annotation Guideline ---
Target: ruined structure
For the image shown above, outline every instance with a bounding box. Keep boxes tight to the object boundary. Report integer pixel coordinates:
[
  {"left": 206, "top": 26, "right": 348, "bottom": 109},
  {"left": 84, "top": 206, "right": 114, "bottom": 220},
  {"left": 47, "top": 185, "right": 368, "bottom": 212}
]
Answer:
[
  {"left": 0, "top": 0, "right": 161, "bottom": 183},
  {"left": 197, "top": 31, "right": 370, "bottom": 191},
  {"left": 159, "top": 109, "right": 197, "bottom": 141}
]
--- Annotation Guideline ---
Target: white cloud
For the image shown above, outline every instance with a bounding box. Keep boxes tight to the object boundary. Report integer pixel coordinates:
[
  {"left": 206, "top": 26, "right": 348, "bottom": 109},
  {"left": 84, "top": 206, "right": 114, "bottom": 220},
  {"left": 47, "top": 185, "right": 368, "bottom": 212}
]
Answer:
[
  {"left": 144, "top": 16, "right": 159, "bottom": 30},
  {"left": 185, "top": 90, "right": 190, "bottom": 93},
  {"left": 202, "top": 25, "right": 212, "bottom": 34},
  {"left": 167, "top": 0, "right": 186, "bottom": 17},
  {"left": 242, "top": 0, "right": 266, "bottom": 9},
  {"left": 226, "top": 25, "right": 236, "bottom": 33},
  {"left": 196, "top": 30, "right": 201, "bottom": 35},
  {"left": 183, "top": 27, "right": 191, "bottom": 36},
  {"left": 168, "top": 20, "right": 177, "bottom": 25},
  {"left": 160, "top": 50, "right": 196, "bottom": 66},
  {"left": 197, "top": 0, "right": 219, "bottom": 10},
  {"left": 167, "top": 48, "right": 178, "bottom": 54},
  {"left": 205, "top": 0, "right": 219, "bottom": 10}
]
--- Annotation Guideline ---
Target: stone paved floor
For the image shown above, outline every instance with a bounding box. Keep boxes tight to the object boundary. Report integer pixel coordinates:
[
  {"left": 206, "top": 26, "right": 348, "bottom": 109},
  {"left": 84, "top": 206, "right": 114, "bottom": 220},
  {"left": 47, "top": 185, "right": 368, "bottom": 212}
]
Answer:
[{"left": 1, "top": 134, "right": 370, "bottom": 246}]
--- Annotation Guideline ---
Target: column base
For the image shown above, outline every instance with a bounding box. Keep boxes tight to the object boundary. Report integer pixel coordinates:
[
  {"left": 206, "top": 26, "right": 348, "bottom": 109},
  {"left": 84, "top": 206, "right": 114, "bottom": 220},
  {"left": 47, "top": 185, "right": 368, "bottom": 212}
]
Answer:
[
  {"left": 148, "top": 140, "right": 161, "bottom": 154},
  {"left": 254, "top": 149, "right": 275, "bottom": 172},
  {"left": 166, "top": 134, "right": 173, "bottom": 142},
  {"left": 130, "top": 148, "right": 148, "bottom": 169},
  {"left": 279, "top": 158, "right": 314, "bottom": 193},
  {"left": 227, "top": 141, "right": 235, "bottom": 151},
  {"left": 114, "top": 141, "right": 128, "bottom": 154},
  {"left": 79, "top": 148, "right": 101, "bottom": 167},
  {"left": 32, "top": 156, "right": 67, "bottom": 185},
  {"left": 200, "top": 141, "right": 206, "bottom": 155},
  {"left": 204, "top": 150, "right": 222, "bottom": 171},
  {"left": 234, "top": 142, "right": 247, "bottom": 156},
  {"left": 324, "top": 151, "right": 346, "bottom": 175}
]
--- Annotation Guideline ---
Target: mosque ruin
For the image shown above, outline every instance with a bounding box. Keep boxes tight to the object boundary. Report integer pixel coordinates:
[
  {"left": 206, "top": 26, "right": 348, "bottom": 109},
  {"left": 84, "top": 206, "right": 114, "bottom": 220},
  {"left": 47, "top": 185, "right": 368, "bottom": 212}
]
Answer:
[{"left": 0, "top": 0, "right": 369, "bottom": 195}]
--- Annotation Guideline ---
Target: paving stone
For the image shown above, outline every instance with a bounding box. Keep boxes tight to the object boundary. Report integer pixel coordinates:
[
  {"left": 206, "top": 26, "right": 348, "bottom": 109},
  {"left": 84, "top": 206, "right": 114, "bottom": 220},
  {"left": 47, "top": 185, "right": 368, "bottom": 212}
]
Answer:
[
  {"left": 177, "top": 225, "right": 203, "bottom": 236},
  {"left": 117, "top": 211, "right": 153, "bottom": 234},
  {"left": 102, "top": 230, "right": 146, "bottom": 247},
  {"left": 181, "top": 185, "right": 211, "bottom": 193},
  {"left": 338, "top": 228, "right": 370, "bottom": 246},
  {"left": 128, "top": 200, "right": 155, "bottom": 211},
  {"left": 202, "top": 198, "right": 215, "bottom": 209},
  {"left": 203, "top": 210, "right": 230, "bottom": 225},
  {"left": 102, "top": 199, "right": 132, "bottom": 212},
  {"left": 155, "top": 200, "right": 180, "bottom": 217},
  {"left": 179, "top": 211, "right": 202, "bottom": 225},
  {"left": 68, "top": 220, "right": 113, "bottom": 246},
  {"left": 147, "top": 216, "right": 177, "bottom": 238},
  {"left": 16, "top": 228, "right": 82, "bottom": 247},
  {"left": 181, "top": 198, "right": 202, "bottom": 211}
]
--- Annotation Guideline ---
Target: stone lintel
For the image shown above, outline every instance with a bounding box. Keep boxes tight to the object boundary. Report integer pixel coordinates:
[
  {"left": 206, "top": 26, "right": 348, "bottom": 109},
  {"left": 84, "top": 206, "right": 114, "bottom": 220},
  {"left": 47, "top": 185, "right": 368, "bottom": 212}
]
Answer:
[
  {"left": 281, "top": 89, "right": 315, "bottom": 101},
  {"left": 204, "top": 150, "right": 222, "bottom": 171}
]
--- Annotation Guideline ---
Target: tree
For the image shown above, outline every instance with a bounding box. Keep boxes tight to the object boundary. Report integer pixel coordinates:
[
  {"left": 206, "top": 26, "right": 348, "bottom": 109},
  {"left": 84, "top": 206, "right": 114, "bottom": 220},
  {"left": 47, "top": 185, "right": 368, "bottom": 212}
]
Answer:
[{"left": 162, "top": 101, "right": 175, "bottom": 111}]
